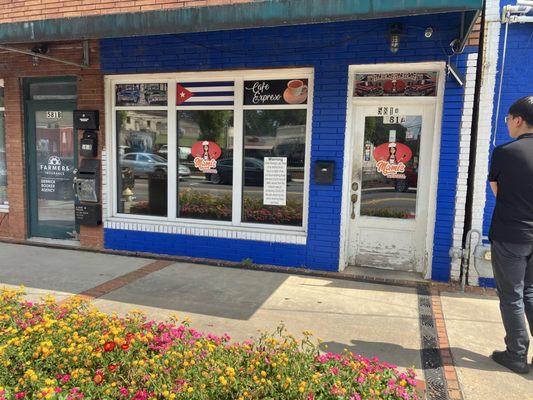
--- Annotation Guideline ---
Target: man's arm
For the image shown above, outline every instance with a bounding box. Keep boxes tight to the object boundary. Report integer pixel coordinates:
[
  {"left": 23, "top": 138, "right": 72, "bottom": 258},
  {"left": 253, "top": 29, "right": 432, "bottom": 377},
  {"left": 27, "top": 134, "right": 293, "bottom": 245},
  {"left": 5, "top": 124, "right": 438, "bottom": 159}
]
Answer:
[
  {"left": 490, "top": 181, "right": 498, "bottom": 197},
  {"left": 488, "top": 147, "right": 501, "bottom": 197}
]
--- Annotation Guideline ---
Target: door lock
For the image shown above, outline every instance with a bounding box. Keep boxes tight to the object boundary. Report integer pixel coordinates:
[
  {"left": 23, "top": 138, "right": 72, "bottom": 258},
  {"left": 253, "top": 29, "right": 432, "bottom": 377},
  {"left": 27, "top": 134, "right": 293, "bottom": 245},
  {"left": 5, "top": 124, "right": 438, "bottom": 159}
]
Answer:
[
  {"left": 352, "top": 182, "right": 359, "bottom": 191},
  {"left": 350, "top": 193, "right": 358, "bottom": 219}
]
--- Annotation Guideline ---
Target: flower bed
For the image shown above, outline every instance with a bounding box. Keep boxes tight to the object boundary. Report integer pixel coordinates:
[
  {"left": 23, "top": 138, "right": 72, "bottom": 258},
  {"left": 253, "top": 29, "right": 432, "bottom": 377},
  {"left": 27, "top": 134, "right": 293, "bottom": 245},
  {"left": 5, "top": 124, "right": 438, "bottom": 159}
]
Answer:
[{"left": 0, "top": 288, "right": 419, "bottom": 399}]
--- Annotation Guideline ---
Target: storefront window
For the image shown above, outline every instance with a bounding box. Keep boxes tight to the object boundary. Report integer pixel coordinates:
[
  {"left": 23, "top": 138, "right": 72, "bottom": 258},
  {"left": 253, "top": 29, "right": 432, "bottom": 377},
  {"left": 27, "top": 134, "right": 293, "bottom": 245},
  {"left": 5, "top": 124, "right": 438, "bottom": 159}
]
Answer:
[
  {"left": 0, "top": 81, "right": 7, "bottom": 207},
  {"left": 243, "top": 110, "right": 306, "bottom": 226},
  {"left": 112, "top": 72, "right": 311, "bottom": 230},
  {"left": 177, "top": 110, "right": 234, "bottom": 220},
  {"left": 116, "top": 110, "right": 168, "bottom": 216}
]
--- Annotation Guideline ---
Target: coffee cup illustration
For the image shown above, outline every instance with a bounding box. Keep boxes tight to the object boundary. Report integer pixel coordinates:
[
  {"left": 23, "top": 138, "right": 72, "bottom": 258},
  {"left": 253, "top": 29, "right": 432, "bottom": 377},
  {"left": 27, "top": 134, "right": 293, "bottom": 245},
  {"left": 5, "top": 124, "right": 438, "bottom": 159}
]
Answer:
[{"left": 287, "top": 79, "right": 307, "bottom": 97}]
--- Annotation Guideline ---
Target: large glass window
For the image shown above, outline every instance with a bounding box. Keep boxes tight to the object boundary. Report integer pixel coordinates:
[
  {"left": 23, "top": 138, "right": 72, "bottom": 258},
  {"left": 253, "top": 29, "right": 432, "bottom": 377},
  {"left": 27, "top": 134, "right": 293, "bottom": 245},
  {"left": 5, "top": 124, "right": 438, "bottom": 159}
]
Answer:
[
  {"left": 113, "top": 73, "right": 311, "bottom": 230},
  {"left": 177, "top": 110, "right": 234, "bottom": 221},
  {"left": 0, "top": 81, "right": 7, "bottom": 207},
  {"left": 243, "top": 110, "right": 306, "bottom": 226},
  {"left": 116, "top": 110, "right": 168, "bottom": 216}
]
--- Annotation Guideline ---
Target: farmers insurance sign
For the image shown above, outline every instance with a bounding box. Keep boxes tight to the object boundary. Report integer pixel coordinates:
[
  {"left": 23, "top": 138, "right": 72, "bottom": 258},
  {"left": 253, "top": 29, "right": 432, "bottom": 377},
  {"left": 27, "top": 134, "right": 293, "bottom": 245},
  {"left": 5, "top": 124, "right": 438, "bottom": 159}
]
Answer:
[{"left": 38, "top": 155, "right": 74, "bottom": 200}]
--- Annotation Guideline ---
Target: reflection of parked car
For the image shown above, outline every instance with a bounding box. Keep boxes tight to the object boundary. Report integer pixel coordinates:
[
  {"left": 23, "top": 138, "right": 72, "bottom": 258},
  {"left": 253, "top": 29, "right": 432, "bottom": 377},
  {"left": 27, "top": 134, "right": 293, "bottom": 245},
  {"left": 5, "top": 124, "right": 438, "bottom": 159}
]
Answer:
[
  {"left": 393, "top": 167, "right": 417, "bottom": 192},
  {"left": 205, "top": 157, "right": 292, "bottom": 185},
  {"left": 146, "top": 90, "right": 166, "bottom": 105},
  {"left": 121, "top": 152, "right": 191, "bottom": 178},
  {"left": 117, "top": 89, "right": 140, "bottom": 104},
  {"left": 157, "top": 145, "right": 191, "bottom": 161}
]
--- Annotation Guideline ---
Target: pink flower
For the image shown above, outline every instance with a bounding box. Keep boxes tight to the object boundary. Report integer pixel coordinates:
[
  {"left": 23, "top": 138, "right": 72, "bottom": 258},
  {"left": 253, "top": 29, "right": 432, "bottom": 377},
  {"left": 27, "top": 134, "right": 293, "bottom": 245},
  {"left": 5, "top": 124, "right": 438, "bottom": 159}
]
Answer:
[{"left": 15, "top": 392, "right": 26, "bottom": 399}]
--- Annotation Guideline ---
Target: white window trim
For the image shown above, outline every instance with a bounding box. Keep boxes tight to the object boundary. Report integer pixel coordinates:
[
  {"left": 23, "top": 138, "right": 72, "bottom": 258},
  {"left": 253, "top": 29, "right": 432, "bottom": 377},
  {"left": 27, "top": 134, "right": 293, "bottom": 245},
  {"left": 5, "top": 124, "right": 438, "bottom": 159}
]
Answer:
[
  {"left": 105, "top": 68, "right": 313, "bottom": 244},
  {"left": 0, "top": 78, "right": 8, "bottom": 213}
]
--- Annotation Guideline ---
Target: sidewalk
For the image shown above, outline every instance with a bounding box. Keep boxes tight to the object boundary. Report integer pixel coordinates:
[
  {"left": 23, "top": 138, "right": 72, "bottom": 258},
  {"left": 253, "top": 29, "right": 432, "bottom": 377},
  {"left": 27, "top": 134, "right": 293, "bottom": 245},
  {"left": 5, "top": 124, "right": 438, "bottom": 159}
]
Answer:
[{"left": 0, "top": 242, "right": 531, "bottom": 399}]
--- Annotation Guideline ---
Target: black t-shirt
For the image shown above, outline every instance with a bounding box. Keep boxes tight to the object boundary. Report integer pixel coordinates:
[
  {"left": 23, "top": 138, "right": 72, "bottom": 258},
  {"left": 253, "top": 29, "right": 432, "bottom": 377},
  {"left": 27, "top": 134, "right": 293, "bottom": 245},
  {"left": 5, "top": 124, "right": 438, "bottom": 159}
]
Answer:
[{"left": 488, "top": 133, "right": 533, "bottom": 243}]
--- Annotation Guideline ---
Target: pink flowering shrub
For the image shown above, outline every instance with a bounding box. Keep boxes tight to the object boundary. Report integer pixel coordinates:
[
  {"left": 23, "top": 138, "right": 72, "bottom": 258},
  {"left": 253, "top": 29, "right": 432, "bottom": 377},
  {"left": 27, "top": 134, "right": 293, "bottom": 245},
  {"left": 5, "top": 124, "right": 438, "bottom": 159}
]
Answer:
[{"left": 0, "top": 288, "right": 419, "bottom": 399}]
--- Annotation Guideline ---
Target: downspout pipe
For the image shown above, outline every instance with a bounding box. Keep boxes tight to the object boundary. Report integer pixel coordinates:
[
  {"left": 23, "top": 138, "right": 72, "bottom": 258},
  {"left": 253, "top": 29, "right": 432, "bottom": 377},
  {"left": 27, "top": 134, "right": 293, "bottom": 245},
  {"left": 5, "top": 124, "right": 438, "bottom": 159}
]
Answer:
[{"left": 460, "top": 0, "right": 486, "bottom": 286}]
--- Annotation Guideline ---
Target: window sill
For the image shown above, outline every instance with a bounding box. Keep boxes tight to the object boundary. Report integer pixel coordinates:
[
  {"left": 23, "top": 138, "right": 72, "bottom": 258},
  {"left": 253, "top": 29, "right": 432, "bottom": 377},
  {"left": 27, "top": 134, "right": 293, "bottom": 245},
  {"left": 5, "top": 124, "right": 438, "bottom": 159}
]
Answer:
[
  {"left": 104, "top": 216, "right": 307, "bottom": 245},
  {"left": 0, "top": 206, "right": 8, "bottom": 214}
]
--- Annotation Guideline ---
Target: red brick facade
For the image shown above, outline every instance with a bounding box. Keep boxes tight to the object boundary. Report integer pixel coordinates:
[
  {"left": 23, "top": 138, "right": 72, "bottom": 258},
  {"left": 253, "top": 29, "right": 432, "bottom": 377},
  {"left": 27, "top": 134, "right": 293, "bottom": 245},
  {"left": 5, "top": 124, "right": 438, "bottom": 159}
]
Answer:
[
  {"left": 0, "top": 40, "right": 104, "bottom": 248},
  {"left": 0, "top": 0, "right": 252, "bottom": 24}
]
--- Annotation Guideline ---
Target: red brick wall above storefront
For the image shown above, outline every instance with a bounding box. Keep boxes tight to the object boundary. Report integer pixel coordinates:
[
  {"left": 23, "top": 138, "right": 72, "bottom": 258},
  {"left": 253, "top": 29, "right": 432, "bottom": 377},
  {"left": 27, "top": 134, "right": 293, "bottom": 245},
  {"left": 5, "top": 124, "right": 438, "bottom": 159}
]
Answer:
[{"left": 0, "top": 0, "right": 252, "bottom": 24}]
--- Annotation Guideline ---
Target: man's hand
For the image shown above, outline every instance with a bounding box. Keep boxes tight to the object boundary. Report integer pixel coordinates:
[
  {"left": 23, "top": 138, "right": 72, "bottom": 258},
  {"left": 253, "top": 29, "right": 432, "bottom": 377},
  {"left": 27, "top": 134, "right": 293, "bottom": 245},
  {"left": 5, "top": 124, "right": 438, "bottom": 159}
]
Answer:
[{"left": 490, "top": 181, "right": 498, "bottom": 197}]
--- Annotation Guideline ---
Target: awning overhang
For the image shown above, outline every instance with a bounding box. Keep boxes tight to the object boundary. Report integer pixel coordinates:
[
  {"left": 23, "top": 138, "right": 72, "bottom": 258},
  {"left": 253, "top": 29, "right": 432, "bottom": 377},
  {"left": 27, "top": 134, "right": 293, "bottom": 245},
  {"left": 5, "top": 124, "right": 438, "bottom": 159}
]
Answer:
[{"left": 0, "top": 0, "right": 483, "bottom": 44}]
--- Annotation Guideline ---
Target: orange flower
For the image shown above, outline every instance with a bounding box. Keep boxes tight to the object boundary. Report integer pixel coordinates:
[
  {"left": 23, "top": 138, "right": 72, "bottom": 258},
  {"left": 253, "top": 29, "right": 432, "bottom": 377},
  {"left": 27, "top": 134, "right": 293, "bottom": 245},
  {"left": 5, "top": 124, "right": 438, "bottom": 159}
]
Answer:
[
  {"left": 93, "top": 372, "right": 104, "bottom": 385},
  {"left": 121, "top": 343, "right": 130, "bottom": 351}
]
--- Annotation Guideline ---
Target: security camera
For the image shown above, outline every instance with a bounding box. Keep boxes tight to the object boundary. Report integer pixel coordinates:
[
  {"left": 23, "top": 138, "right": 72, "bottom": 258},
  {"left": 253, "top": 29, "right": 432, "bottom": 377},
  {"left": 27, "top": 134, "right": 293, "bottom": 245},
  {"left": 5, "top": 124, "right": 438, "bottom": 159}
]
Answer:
[
  {"left": 447, "top": 63, "right": 465, "bottom": 87},
  {"left": 31, "top": 43, "right": 49, "bottom": 55}
]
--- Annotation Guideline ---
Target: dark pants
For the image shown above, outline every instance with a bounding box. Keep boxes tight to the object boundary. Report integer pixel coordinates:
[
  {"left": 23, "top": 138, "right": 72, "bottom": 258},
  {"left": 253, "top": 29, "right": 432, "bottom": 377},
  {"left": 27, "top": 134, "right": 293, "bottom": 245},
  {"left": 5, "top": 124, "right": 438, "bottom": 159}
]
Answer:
[{"left": 491, "top": 241, "right": 533, "bottom": 360}]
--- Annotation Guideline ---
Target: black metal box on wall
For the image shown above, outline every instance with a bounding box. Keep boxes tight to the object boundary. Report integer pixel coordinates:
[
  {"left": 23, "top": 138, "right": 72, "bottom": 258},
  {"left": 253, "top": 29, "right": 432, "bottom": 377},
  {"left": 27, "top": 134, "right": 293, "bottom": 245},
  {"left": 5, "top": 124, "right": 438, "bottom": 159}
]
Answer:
[
  {"left": 75, "top": 204, "right": 102, "bottom": 226},
  {"left": 314, "top": 160, "right": 335, "bottom": 184},
  {"left": 74, "top": 159, "right": 100, "bottom": 203},
  {"left": 74, "top": 110, "right": 99, "bottom": 130},
  {"left": 80, "top": 131, "right": 98, "bottom": 158}
]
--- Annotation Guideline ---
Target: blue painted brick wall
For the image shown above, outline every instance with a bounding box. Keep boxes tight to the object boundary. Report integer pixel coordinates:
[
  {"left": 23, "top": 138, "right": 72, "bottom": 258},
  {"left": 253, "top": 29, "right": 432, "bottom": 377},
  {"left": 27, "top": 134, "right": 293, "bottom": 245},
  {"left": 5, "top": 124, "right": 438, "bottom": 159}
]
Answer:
[
  {"left": 101, "top": 13, "right": 470, "bottom": 279},
  {"left": 483, "top": 1, "right": 533, "bottom": 239}
]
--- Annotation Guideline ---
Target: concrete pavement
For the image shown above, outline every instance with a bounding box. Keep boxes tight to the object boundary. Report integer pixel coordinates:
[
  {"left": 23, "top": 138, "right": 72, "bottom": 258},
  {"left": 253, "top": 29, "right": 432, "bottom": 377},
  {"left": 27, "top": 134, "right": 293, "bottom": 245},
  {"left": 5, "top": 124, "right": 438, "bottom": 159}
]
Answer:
[{"left": 0, "top": 241, "right": 531, "bottom": 399}]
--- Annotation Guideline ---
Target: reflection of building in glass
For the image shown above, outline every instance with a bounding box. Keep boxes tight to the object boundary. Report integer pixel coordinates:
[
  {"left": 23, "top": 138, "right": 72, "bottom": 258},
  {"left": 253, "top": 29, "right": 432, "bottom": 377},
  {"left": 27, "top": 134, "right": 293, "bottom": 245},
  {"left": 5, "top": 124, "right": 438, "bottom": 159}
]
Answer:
[{"left": 119, "top": 111, "right": 167, "bottom": 153}]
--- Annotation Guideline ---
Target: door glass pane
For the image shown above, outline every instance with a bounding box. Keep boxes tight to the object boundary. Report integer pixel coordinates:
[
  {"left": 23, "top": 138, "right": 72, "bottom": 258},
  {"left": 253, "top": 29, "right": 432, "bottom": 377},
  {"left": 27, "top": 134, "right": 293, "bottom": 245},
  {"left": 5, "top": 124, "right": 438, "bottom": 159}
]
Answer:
[
  {"left": 360, "top": 115, "right": 421, "bottom": 219},
  {"left": 35, "top": 111, "right": 75, "bottom": 230},
  {"left": 116, "top": 110, "right": 168, "bottom": 216},
  {"left": 29, "top": 81, "right": 77, "bottom": 100}
]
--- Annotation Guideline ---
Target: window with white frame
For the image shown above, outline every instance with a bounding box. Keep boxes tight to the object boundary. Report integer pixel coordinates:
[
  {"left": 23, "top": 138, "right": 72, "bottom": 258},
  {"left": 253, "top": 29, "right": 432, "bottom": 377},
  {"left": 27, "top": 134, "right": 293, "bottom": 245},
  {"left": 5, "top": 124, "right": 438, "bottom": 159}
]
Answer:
[
  {"left": 0, "top": 79, "right": 8, "bottom": 209},
  {"left": 111, "top": 69, "right": 312, "bottom": 230}
]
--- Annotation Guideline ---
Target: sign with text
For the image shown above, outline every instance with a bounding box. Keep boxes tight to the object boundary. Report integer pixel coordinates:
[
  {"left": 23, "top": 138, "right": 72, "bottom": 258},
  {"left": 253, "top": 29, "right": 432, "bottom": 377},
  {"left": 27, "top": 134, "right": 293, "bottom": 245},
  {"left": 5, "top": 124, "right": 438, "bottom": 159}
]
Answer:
[
  {"left": 244, "top": 79, "right": 308, "bottom": 105},
  {"left": 263, "top": 157, "right": 287, "bottom": 206},
  {"left": 46, "top": 111, "right": 62, "bottom": 119},
  {"left": 37, "top": 155, "right": 74, "bottom": 200},
  {"left": 355, "top": 72, "right": 437, "bottom": 97}
]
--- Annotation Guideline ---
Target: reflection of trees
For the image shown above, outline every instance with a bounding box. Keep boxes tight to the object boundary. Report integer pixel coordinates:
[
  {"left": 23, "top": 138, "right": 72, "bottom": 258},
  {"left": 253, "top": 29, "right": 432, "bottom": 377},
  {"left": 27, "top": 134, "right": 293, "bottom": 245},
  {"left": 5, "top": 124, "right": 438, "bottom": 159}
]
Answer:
[
  {"left": 365, "top": 117, "right": 407, "bottom": 145},
  {"left": 244, "top": 110, "right": 306, "bottom": 137},
  {"left": 117, "top": 110, "right": 127, "bottom": 132},
  {"left": 179, "top": 110, "right": 233, "bottom": 143}
]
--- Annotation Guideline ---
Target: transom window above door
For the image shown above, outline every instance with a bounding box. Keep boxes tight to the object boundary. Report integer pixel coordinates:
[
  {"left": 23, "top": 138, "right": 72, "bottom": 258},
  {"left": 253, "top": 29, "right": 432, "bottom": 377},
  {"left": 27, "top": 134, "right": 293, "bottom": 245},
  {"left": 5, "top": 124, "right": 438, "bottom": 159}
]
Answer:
[{"left": 110, "top": 69, "right": 313, "bottom": 232}]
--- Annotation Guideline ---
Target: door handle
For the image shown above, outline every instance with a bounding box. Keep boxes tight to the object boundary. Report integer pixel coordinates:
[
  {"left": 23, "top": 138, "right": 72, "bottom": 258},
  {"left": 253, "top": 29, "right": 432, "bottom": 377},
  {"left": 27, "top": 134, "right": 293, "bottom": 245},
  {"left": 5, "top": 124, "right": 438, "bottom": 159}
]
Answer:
[{"left": 350, "top": 193, "right": 358, "bottom": 219}]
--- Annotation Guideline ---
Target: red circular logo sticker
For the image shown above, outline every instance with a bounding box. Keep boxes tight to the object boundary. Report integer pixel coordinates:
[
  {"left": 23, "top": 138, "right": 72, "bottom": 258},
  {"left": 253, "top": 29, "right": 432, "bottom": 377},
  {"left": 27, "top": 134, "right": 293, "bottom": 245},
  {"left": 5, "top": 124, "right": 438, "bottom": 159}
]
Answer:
[
  {"left": 373, "top": 142, "right": 412, "bottom": 164},
  {"left": 191, "top": 140, "right": 222, "bottom": 160},
  {"left": 191, "top": 141, "right": 222, "bottom": 173}
]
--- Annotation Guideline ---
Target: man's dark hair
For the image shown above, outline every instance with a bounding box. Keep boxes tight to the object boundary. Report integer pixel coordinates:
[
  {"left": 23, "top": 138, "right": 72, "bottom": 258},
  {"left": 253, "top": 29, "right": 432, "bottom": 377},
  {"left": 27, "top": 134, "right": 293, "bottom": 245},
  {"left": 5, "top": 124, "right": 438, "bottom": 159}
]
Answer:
[{"left": 508, "top": 96, "right": 533, "bottom": 126}]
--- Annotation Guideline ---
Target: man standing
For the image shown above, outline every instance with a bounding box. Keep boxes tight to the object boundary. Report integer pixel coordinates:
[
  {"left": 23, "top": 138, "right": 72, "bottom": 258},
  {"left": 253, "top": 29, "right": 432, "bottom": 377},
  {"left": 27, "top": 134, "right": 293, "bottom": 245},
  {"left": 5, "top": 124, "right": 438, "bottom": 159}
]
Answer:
[{"left": 489, "top": 96, "right": 533, "bottom": 374}]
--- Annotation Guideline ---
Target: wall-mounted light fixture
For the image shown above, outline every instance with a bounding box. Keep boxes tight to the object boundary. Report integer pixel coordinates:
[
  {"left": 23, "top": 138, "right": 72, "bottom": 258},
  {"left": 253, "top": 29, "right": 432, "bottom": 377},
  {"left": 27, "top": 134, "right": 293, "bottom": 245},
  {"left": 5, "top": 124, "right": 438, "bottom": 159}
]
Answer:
[
  {"left": 31, "top": 43, "right": 49, "bottom": 66},
  {"left": 424, "top": 27, "right": 434, "bottom": 38},
  {"left": 389, "top": 24, "right": 403, "bottom": 53}
]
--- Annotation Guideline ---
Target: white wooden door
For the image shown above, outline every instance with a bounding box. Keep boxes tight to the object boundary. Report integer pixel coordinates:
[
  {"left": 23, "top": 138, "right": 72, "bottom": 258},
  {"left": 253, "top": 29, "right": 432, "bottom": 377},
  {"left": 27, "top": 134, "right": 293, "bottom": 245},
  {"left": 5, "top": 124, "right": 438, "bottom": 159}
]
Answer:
[{"left": 347, "top": 101, "right": 436, "bottom": 272}]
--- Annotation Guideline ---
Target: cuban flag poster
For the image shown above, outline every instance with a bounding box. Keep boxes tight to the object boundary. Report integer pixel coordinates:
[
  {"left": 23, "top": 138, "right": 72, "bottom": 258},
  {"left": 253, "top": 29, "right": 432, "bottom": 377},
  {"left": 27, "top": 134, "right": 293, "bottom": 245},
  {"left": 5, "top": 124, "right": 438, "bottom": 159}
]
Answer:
[{"left": 176, "top": 81, "right": 234, "bottom": 106}]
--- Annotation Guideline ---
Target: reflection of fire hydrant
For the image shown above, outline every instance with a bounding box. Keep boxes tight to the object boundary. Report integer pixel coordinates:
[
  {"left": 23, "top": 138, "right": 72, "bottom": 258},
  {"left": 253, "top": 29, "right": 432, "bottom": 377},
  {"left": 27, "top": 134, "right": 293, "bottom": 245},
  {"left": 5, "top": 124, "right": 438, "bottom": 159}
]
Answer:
[{"left": 122, "top": 187, "right": 134, "bottom": 213}]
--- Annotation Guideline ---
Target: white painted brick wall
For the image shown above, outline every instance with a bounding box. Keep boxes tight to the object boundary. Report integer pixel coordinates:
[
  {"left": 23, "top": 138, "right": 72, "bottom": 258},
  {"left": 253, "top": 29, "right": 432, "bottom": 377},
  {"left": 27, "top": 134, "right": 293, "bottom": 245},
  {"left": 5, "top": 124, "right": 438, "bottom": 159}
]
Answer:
[
  {"left": 451, "top": 52, "right": 479, "bottom": 282},
  {"left": 465, "top": 0, "right": 502, "bottom": 285}
]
